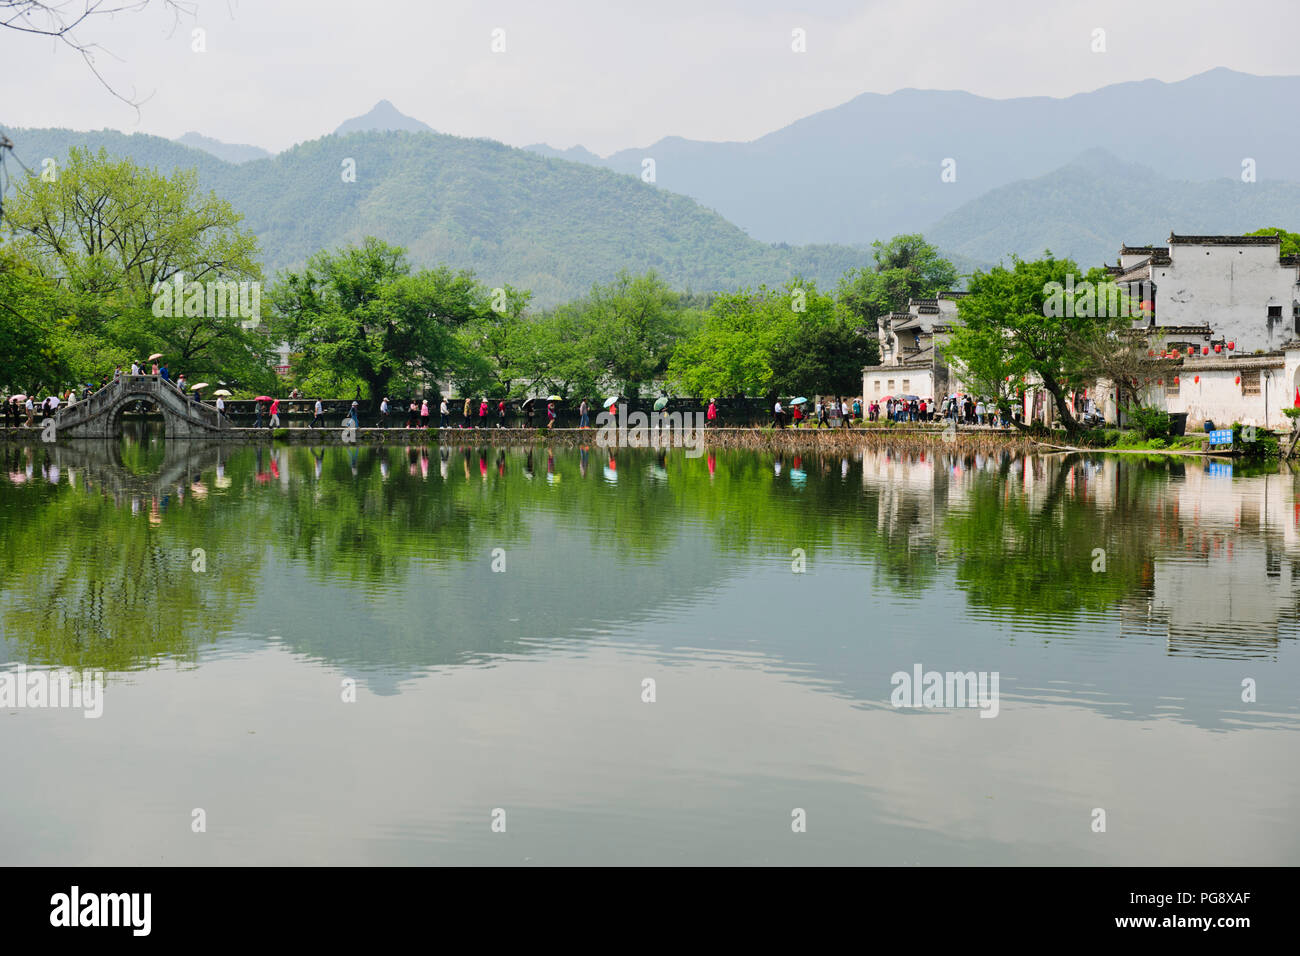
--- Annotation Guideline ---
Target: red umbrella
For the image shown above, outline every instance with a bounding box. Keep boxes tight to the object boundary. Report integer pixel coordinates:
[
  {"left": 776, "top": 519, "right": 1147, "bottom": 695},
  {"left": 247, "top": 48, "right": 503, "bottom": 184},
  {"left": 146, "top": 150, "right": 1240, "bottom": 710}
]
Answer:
[{"left": 254, "top": 396, "right": 274, "bottom": 403}]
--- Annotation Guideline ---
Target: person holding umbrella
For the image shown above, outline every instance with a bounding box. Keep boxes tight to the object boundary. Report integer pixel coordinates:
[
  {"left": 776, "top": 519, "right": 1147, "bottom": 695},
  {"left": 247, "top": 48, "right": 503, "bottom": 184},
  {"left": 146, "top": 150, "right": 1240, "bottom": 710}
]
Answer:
[{"left": 547, "top": 400, "right": 556, "bottom": 429}]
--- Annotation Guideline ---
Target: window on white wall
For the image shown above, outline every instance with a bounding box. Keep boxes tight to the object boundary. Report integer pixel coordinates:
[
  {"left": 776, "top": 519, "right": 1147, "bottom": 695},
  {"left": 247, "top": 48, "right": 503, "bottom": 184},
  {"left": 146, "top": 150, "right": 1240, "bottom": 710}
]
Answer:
[
  {"left": 1241, "top": 369, "right": 1261, "bottom": 395},
  {"left": 873, "top": 381, "right": 880, "bottom": 393}
]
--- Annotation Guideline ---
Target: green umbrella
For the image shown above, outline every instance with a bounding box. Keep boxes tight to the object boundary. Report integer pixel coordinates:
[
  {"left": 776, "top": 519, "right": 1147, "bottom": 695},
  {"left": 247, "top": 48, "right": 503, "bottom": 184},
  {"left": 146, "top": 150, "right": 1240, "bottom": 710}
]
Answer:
[
  {"left": 653, "top": 396, "right": 669, "bottom": 411},
  {"left": 790, "top": 397, "right": 808, "bottom": 406}
]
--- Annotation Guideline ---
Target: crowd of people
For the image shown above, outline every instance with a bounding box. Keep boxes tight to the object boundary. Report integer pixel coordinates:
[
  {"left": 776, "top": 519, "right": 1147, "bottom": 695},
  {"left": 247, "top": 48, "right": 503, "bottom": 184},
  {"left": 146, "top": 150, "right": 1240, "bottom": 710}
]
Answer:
[
  {"left": 771, "top": 394, "right": 1014, "bottom": 429},
  {"left": 3, "top": 361, "right": 1019, "bottom": 433}
]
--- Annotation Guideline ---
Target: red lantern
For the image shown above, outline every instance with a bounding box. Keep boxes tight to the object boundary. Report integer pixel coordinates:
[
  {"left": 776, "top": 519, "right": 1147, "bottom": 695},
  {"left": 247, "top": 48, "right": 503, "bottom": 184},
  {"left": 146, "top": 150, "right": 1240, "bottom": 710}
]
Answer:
[
  {"left": 1228, "top": 341, "right": 1235, "bottom": 350},
  {"left": 1235, "top": 376, "right": 1241, "bottom": 384},
  {"left": 1214, "top": 344, "right": 1222, "bottom": 353},
  {"left": 1186, "top": 347, "right": 1194, "bottom": 356},
  {"left": 1174, "top": 376, "right": 1180, "bottom": 384},
  {"left": 1194, "top": 375, "right": 1200, "bottom": 383},
  {"left": 1157, "top": 378, "right": 1163, "bottom": 385},
  {"left": 1202, "top": 346, "right": 1209, "bottom": 355}
]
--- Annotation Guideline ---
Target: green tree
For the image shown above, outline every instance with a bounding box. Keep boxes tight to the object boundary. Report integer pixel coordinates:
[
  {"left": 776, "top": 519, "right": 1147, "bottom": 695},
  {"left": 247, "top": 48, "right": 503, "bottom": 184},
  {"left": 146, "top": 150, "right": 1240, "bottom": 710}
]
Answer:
[
  {"left": 946, "top": 254, "right": 1101, "bottom": 434},
  {"left": 3, "top": 146, "right": 269, "bottom": 386},
  {"left": 838, "top": 234, "right": 958, "bottom": 333},
  {"left": 583, "top": 271, "right": 687, "bottom": 397},
  {"left": 271, "top": 238, "right": 495, "bottom": 399},
  {"left": 1246, "top": 227, "right": 1300, "bottom": 257}
]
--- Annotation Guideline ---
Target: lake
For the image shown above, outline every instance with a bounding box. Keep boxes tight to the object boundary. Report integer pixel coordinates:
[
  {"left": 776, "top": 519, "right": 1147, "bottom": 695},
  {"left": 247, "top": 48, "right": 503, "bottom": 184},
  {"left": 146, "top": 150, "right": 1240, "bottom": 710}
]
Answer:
[{"left": 2, "top": 431, "right": 1298, "bottom": 865}]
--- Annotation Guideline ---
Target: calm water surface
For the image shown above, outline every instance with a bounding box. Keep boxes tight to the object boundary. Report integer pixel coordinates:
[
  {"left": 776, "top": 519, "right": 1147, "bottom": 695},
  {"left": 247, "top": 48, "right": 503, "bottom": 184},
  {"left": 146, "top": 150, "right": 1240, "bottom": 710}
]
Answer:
[{"left": 2, "top": 430, "right": 1298, "bottom": 865}]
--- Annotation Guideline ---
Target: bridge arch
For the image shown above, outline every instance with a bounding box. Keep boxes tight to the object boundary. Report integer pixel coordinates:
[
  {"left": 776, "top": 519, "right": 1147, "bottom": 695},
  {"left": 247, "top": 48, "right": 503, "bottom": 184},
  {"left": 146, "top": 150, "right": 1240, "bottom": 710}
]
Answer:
[{"left": 56, "top": 375, "right": 225, "bottom": 439}]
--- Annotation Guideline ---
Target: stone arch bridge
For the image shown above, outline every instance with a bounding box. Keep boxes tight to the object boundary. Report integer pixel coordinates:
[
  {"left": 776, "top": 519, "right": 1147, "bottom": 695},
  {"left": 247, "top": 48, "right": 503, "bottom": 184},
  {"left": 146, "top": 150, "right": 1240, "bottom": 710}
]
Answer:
[{"left": 56, "top": 375, "right": 225, "bottom": 438}]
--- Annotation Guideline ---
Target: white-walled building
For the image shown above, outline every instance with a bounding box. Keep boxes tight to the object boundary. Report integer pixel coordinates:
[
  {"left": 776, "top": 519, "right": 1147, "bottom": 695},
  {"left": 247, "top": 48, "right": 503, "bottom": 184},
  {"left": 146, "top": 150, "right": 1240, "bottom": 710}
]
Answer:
[
  {"left": 1111, "top": 234, "right": 1300, "bottom": 354},
  {"left": 862, "top": 293, "right": 967, "bottom": 403}
]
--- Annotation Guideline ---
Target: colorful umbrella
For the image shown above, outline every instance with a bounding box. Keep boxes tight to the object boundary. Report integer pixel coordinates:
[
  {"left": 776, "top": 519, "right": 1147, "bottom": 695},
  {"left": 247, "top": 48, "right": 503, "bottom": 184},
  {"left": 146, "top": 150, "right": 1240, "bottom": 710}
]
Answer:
[
  {"left": 789, "top": 397, "right": 808, "bottom": 406},
  {"left": 548, "top": 395, "right": 562, "bottom": 402},
  {"left": 653, "top": 396, "right": 668, "bottom": 411}
]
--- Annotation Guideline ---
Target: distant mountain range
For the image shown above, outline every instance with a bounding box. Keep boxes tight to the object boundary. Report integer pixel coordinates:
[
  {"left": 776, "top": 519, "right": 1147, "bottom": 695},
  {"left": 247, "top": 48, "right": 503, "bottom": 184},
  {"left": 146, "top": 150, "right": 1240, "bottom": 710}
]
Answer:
[
  {"left": 333, "top": 99, "right": 435, "bottom": 137},
  {"left": 927, "top": 148, "right": 1300, "bottom": 268},
  {"left": 174, "top": 131, "right": 271, "bottom": 164},
  {"left": 522, "top": 67, "right": 1300, "bottom": 246},
  {"left": 6, "top": 69, "right": 1298, "bottom": 303},
  {"left": 5, "top": 125, "right": 882, "bottom": 305}
]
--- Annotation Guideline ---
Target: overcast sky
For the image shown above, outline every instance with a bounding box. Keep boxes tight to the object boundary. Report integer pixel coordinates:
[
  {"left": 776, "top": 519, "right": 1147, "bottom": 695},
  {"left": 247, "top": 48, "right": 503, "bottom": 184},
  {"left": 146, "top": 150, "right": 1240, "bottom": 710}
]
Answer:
[{"left": 1, "top": 0, "right": 1296, "bottom": 155}]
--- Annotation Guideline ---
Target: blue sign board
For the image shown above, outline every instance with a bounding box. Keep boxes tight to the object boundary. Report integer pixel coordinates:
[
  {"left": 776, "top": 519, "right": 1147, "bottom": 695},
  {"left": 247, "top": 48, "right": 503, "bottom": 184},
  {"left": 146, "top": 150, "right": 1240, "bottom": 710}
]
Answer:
[
  {"left": 1207, "top": 429, "right": 1234, "bottom": 446},
  {"left": 1207, "top": 462, "right": 1234, "bottom": 478}
]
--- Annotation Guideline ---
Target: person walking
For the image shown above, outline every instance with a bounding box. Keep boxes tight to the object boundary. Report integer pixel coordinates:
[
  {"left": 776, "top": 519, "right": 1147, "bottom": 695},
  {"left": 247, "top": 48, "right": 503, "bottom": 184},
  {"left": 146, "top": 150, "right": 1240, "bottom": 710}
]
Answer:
[
  {"left": 311, "top": 398, "right": 323, "bottom": 428},
  {"left": 579, "top": 398, "right": 589, "bottom": 428},
  {"left": 378, "top": 396, "right": 390, "bottom": 427},
  {"left": 706, "top": 398, "right": 717, "bottom": 428},
  {"left": 840, "top": 398, "right": 851, "bottom": 428},
  {"left": 479, "top": 398, "right": 489, "bottom": 426},
  {"left": 463, "top": 397, "right": 472, "bottom": 428},
  {"left": 773, "top": 398, "right": 784, "bottom": 428},
  {"left": 215, "top": 394, "right": 225, "bottom": 425},
  {"left": 151, "top": 361, "right": 159, "bottom": 376},
  {"left": 526, "top": 401, "right": 536, "bottom": 428},
  {"left": 349, "top": 401, "right": 360, "bottom": 427},
  {"left": 269, "top": 397, "right": 281, "bottom": 428},
  {"left": 407, "top": 400, "right": 418, "bottom": 428},
  {"left": 498, "top": 400, "right": 507, "bottom": 428},
  {"left": 439, "top": 398, "right": 448, "bottom": 428},
  {"left": 546, "top": 401, "right": 556, "bottom": 429},
  {"left": 420, "top": 399, "right": 430, "bottom": 428},
  {"left": 817, "top": 399, "right": 829, "bottom": 429},
  {"left": 253, "top": 400, "right": 264, "bottom": 428}
]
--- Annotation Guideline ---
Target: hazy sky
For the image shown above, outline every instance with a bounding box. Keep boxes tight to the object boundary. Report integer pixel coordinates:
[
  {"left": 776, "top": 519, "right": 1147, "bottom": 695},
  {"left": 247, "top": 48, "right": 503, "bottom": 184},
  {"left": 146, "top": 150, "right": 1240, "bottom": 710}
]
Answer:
[{"left": 2, "top": 0, "right": 1296, "bottom": 155}]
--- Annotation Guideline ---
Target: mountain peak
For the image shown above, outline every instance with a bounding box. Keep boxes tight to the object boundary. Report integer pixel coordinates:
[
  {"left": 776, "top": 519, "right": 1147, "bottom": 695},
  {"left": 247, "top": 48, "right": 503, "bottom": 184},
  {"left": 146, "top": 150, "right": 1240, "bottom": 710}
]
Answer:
[{"left": 334, "top": 100, "right": 434, "bottom": 136}]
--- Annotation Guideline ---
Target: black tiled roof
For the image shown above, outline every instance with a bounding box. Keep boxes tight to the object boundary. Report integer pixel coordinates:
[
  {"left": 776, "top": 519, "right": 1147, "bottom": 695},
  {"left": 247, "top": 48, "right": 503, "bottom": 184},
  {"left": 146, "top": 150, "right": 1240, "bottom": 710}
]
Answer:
[{"left": 1168, "top": 234, "right": 1281, "bottom": 246}]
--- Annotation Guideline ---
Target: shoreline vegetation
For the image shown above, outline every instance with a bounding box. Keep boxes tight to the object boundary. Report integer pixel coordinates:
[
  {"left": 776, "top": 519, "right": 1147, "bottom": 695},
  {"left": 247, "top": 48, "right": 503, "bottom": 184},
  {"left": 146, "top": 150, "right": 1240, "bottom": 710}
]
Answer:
[{"left": 0, "top": 422, "right": 1248, "bottom": 456}]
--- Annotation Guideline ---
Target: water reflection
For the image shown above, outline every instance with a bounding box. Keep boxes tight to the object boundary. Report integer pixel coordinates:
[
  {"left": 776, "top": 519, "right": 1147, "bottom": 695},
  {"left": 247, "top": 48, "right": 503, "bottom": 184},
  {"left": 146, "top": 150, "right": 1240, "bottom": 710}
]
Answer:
[
  {"left": 4, "top": 441, "right": 1300, "bottom": 670},
  {"left": 4, "top": 438, "right": 1299, "bottom": 865}
]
